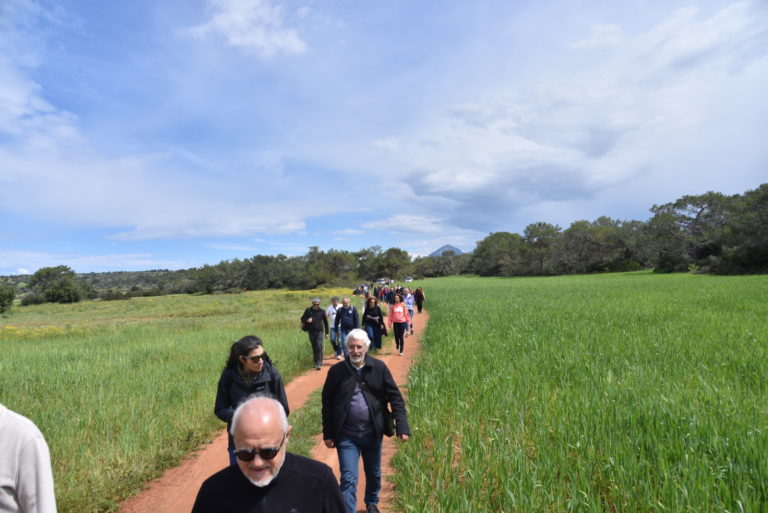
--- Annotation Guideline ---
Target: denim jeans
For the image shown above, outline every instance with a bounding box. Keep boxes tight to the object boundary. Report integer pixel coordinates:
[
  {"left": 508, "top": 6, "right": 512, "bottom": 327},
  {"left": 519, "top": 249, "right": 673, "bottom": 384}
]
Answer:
[
  {"left": 338, "top": 329, "right": 352, "bottom": 357},
  {"left": 365, "top": 323, "right": 382, "bottom": 351},
  {"left": 227, "top": 446, "right": 237, "bottom": 466},
  {"left": 407, "top": 309, "right": 414, "bottom": 331},
  {"left": 329, "top": 327, "right": 342, "bottom": 356},
  {"left": 337, "top": 433, "right": 382, "bottom": 513}
]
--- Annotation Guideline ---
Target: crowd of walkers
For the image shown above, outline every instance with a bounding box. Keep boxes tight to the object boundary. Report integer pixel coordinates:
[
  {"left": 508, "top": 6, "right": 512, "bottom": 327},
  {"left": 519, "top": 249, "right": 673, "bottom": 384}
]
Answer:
[{"left": 200, "top": 283, "right": 426, "bottom": 513}]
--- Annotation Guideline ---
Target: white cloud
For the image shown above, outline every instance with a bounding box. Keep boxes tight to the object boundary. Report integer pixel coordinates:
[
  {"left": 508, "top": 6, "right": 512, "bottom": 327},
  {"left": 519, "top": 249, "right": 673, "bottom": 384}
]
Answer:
[
  {"left": 186, "top": 0, "right": 306, "bottom": 58},
  {"left": 370, "top": 1, "right": 768, "bottom": 233}
]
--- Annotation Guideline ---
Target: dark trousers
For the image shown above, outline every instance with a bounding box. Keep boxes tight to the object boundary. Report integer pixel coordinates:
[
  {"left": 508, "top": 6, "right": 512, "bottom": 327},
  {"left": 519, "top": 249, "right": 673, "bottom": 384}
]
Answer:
[
  {"left": 308, "top": 330, "right": 324, "bottom": 367},
  {"left": 393, "top": 322, "right": 407, "bottom": 352}
]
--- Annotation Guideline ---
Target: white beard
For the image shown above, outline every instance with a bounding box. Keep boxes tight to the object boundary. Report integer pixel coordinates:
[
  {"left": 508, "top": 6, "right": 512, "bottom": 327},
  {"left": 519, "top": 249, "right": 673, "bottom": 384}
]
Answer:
[{"left": 242, "top": 458, "right": 285, "bottom": 488}]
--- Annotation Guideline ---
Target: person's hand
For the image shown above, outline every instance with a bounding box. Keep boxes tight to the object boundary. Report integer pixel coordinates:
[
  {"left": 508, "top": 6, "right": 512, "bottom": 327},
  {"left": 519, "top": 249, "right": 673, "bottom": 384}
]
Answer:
[
  {"left": 398, "top": 434, "right": 410, "bottom": 442},
  {"left": 325, "top": 333, "right": 329, "bottom": 338},
  {"left": 324, "top": 439, "right": 335, "bottom": 448}
]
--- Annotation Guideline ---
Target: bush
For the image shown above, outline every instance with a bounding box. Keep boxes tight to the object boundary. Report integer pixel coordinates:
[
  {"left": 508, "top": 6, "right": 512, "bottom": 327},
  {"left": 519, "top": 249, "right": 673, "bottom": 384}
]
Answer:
[
  {"left": 21, "top": 290, "right": 47, "bottom": 306},
  {"left": 0, "top": 284, "right": 15, "bottom": 313},
  {"left": 44, "top": 278, "right": 82, "bottom": 303}
]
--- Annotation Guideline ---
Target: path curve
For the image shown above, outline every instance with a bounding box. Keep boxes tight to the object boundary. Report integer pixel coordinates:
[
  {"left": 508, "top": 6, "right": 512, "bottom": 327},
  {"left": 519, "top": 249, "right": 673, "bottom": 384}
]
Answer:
[{"left": 118, "top": 310, "right": 428, "bottom": 513}]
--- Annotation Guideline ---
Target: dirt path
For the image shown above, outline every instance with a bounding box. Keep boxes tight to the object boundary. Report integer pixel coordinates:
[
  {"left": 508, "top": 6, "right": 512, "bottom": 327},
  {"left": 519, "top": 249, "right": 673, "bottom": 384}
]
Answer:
[{"left": 118, "top": 310, "right": 428, "bottom": 513}]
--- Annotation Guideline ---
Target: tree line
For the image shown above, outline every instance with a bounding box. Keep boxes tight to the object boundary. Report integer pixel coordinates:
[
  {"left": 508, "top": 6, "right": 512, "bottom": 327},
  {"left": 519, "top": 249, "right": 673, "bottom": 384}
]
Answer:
[{"left": 0, "top": 183, "right": 764, "bottom": 311}]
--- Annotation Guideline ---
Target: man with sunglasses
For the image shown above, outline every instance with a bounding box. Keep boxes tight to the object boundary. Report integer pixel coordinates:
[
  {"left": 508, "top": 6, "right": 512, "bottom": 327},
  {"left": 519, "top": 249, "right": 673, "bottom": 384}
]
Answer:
[
  {"left": 322, "top": 329, "right": 411, "bottom": 513},
  {"left": 193, "top": 396, "right": 344, "bottom": 513}
]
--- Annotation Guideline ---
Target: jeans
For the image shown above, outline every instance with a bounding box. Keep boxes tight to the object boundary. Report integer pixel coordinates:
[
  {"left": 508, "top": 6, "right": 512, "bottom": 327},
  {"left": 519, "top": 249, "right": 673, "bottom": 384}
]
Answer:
[
  {"left": 337, "top": 433, "right": 382, "bottom": 513},
  {"left": 365, "top": 323, "right": 382, "bottom": 351},
  {"left": 393, "top": 322, "right": 407, "bottom": 352},
  {"left": 338, "top": 328, "right": 353, "bottom": 357},
  {"left": 308, "top": 330, "right": 324, "bottom": 367},
  {"left": 407, "top": 309, "right": 414, "bottom": 331},
  {"left": 227, "top": 446, "right": 237, "bottom": 466},
  {"left": 329, "top": 327, "right": 342, "bottom": 356}
]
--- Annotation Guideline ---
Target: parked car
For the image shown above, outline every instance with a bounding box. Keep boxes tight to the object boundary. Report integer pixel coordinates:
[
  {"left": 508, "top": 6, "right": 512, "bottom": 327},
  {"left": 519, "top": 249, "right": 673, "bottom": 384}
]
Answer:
[{"left": 404, "top": 276, "right": 414, "bottom": 283}]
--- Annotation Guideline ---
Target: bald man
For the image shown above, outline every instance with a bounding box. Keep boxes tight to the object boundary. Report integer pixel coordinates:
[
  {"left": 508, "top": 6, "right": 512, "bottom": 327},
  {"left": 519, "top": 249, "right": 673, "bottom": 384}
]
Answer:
[{"left": 192, "top": 396, "right": 344, "bottom": 513}]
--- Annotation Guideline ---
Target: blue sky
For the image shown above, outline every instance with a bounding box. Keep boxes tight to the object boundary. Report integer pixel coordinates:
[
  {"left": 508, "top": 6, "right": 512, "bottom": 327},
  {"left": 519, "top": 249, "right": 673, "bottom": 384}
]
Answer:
[{"left": 1, "top": 0, "right": 766, "bottom": 275}]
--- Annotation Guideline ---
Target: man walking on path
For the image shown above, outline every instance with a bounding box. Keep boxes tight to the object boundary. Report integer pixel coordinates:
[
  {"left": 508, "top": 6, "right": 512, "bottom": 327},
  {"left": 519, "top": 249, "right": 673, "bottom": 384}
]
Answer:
[
  {"left": 326, "top": 297, "right": 343, "bottom": 360},
  {"left": 334, "top": 297, "right": 359, "bottom": 358},
  {"left": 301, "top": 298, "right": 329, "bottom": 370},
  {"left": 192, "top": 396, "right": 344, "bottom": 513},
  {"left": 322, "top": 329, "right": 411, "bottom": 513}
]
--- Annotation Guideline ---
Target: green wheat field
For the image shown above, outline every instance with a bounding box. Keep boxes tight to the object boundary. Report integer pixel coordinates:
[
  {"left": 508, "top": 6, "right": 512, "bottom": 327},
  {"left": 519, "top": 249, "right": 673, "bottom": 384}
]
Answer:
[{"left": 2, "top": 272, "right": 766, "bottom": 512}]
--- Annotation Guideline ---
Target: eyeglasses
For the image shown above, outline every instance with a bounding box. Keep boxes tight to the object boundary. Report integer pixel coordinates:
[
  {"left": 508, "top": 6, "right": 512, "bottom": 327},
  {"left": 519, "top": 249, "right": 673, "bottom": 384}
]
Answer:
[
  {"left": 244, "top": 354, "right": 264, "bottom": 362},
  {"left": 234, "top": 434, "right": 286, "bottom": 461}
]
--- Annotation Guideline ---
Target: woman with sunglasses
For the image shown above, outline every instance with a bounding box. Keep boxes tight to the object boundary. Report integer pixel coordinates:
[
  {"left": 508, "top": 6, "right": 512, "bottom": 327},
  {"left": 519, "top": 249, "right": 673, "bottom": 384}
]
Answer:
[{"left": 214, "top": 335, "right": 289, "bottom": 465}]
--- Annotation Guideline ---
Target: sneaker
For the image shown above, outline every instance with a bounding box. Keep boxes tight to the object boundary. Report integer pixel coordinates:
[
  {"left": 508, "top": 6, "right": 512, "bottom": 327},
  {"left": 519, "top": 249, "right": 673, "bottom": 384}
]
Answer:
[
  {"left": 411, "top": 329, "right": 414, "bottom": 335},
  {"left": 366, "top": 504, "right": 381, "bottom": 513},
  {"left": 399, "top": 351, "right": 403, "bottom": 356},
  {"left": 335, "top": 354, "right": 343, "bottom": 360},
  {"left": 315, "top": 365, "right": 321, "bottom": 370}
]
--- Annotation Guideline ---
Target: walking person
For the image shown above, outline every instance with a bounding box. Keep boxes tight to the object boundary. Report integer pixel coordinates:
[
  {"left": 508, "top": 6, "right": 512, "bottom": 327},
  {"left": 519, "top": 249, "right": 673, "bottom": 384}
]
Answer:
[
  {"left": 414, "top": 287, "right": 426, "bottom": 314},
  {"left": 322, "top": 330, "right": 410, "bottom": 513},
  {"left": 388, "top": 294, "right": 411, "bottom": 356},
  {"left": 0, "top": 404, "right": 57, "bottom": 513},
  {"left": 362, "top": 296, "right": 385, "bottom": 352},
  {"left": 404, "top": 289, "right": 415, "bottom": 336},
  {"left": 193, "top": 396, "right": 345, "bottom": 513},
  {"left": 334, "top": 297, "right": 359, "bottom": 358},
  {"left": 301, "top": 298, "right": 329, "bottom": 370},
  {"left": 215, "top": 335, "right": 290, "bottom": 465},
  {"left": 326, "top": 296, "right": 343, "bottom": 360}
]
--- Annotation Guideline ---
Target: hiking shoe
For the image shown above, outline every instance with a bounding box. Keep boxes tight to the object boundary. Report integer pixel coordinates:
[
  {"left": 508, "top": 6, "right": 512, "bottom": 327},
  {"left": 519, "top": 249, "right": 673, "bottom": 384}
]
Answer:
[
  {"left": 366, "top": 504, "right": 381, "bottom": 513},
  {"left": 411, "top": 329, "right": 414, "bottom": 335}
]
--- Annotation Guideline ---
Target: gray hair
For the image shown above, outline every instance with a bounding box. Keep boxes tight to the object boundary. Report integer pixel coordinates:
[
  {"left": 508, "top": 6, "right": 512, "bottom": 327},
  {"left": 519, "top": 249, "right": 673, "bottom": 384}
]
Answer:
[
  {"left": 230, "top": 395, "right": 289, "bottom": 437},
  {"left": 345, "top": 328, "right": 371, "bottom": 349}
]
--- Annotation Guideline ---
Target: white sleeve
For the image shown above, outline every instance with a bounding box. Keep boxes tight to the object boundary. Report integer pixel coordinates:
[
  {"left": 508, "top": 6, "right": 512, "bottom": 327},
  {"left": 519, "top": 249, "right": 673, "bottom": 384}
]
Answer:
[{"left": 17, "top": 434, "right": 57, "bottom": 513}]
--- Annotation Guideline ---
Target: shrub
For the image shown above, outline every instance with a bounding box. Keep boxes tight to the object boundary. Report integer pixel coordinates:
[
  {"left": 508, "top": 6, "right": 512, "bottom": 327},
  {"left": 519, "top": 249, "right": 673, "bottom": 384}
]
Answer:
[{"left": 0, "top": 284, "right": 15, "bottom": 313}]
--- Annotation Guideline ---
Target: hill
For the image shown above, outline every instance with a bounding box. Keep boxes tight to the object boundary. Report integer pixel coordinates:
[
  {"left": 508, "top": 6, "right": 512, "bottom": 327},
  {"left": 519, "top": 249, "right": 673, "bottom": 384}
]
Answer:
[{"left": 428, "top": 245, "right": 463, "bottom": 257}]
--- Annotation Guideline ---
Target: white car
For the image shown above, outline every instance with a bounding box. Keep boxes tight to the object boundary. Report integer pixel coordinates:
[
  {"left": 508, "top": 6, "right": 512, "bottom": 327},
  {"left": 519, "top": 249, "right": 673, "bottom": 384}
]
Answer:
[{"left": 404, "top": 277, "right": 414, "bottom": 283}]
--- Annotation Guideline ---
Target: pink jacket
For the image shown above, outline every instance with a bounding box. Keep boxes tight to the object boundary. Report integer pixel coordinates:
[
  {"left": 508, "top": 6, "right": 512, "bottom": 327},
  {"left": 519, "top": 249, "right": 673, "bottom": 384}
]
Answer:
[{"left": 388, "top": 303, "right": 411, "bottom": 327}]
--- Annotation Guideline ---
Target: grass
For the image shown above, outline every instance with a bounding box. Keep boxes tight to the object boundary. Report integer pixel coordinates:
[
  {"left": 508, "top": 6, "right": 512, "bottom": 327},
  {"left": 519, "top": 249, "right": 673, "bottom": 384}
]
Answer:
[
  {"left": 0, "top": 288, "right": 350, "bottom": 513},
  {"left": 393, "top": 272, "right": 768, "bottom": 512}
]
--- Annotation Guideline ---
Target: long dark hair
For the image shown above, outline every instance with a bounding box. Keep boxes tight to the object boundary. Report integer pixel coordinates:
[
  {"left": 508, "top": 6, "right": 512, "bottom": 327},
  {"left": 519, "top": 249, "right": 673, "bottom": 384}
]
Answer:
[{"left": 224, "top": 335, "right": 272, "bottom": 370}]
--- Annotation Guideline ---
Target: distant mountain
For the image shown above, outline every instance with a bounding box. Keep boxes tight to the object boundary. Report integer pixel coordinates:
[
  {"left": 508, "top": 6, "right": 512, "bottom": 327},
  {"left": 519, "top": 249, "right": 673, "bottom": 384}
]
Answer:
[{"left": 429, "top": 245, "right": 463, "bottom": 257}]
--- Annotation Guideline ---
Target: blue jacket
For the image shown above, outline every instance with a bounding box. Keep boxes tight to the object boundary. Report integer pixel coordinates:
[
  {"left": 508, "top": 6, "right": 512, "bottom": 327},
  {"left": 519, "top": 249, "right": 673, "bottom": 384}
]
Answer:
[{"left": 334, "top": 305, "right": 359, "bottom": 330}]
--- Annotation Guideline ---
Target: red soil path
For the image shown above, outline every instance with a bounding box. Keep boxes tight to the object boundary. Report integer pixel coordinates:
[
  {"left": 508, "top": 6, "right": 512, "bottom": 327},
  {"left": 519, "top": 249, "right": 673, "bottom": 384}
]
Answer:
[{"left": 118, "top": 310, "right": 427, "bottom": 513}]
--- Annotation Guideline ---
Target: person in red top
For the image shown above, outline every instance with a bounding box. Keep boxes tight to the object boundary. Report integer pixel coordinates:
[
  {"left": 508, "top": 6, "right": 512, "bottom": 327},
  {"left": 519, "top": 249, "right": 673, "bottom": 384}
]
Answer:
[{"left": 387, "top": 294, "right": 411, "bottom": 356}]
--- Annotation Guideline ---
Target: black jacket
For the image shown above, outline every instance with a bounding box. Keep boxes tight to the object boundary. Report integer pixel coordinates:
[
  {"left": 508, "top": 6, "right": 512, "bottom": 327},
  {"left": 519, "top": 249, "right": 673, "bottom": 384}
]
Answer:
[
  {"left": 301, "top": 307, "right": 329, "bottom": 334},
  {"left": 191, "top": 453, "right": 344, "bottom": 513},
  {"left": 321, "top": 354, "right": 410, "bottom": 441},
  {"left": 214, "top": 363, "right": 289, "bottom": 449},
  {"left": 362, "top": 305, "right": 384, "bottom": 327}
]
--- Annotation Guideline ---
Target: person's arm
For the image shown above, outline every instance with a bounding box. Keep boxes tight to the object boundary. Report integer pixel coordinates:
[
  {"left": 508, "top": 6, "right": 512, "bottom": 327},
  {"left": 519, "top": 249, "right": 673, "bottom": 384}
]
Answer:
[
  {"left": 322, "top": 311, "right": 329, "bottom": 334},
  {"left": 271, "top": 369, "right": 290, "bottom": 416},
  {"left": 321, "top": 370, "right": 336, "bottom": 447},
  {"left": 213, "top": 370, "right": 235, "bottom": 423},
  {"left": 353, "top": 307, "right": 359, "bottom": 328},
  {"left": 322, "top": 464, "right": 347, "bottom": 512},
  {"left": 387, "top": 306, "right": 394, "bottom": 328},
  {"left": 17, "top": 432, "right": 57, "bottom": 513},
  {"left": 404, "top": 306, "right": 411, "bottom": 325},
  {"left": 382, "top": 365, "right": 411, "bottom": 438}
]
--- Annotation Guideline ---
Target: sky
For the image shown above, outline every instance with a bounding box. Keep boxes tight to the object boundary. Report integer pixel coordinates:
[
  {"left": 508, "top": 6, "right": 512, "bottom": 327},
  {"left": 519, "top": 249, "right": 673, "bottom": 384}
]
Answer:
[{"left": 1, "top": 0, "right": 767, "bottom": 275}]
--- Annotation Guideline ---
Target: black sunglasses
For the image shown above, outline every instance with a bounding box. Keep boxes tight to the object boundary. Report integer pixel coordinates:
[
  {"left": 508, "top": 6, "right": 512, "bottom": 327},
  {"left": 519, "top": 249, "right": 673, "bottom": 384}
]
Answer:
[
  {"left": 243, "top": 354, "right": 264, "bottom": 363},
  {"left": 234, "top": 434, "right": 286, "bottom": 461}
]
